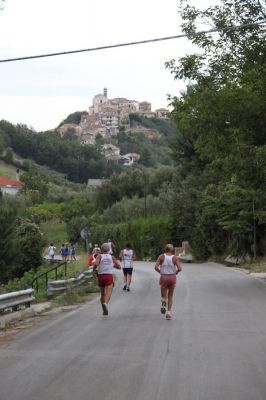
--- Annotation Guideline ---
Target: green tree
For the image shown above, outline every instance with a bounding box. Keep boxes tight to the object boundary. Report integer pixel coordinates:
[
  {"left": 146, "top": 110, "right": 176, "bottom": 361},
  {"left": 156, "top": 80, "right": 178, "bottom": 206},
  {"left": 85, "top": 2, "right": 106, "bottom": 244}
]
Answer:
[
  {"left": 58, "top": 111, "right": 88, "bottom": 127},
  {"left": 14, "top": 219, "right": 43, "bottom": 276},
  {"left": 61, "top": 196, "right": 95, "bottom": 223},
  {"left": 20, "top": 163, "right": 48, "bottom": 204},
  {"left": 166, "top": 0, "right": 266, "bottom": 257},
  {"left": 3, "top": 147, "right": 13, "bottom": 164},
  {"left": 0, "top": 128, "right": 5, "bottom": 153},
  {"left": 0, "top": 202, "right": 17, "bottom": 284}
]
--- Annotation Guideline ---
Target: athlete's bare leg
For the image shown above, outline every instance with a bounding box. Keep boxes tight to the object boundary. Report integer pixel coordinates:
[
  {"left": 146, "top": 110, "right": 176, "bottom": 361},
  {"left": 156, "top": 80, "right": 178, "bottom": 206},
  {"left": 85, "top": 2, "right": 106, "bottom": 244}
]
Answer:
[
  {"left": 100, "top": 287, "right": 106, "bottom": 304},
  {"left": 167, "top": 286, "right": 175, "bottom": 311},
  {"left": 161, "top": 287, "right": 167, "bottom": 302},
  {"left": 127, "top": 274, "right": 132, "bottom": 288},
  {"left": 105, "top": 284, "right": 113, "bottom": 304}
]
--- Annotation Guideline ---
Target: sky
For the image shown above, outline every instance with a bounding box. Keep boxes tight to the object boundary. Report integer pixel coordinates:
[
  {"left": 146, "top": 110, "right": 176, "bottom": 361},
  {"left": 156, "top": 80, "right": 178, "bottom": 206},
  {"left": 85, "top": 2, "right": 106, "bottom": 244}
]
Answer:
[{"left": 0, "top": 0, "right": 215, "bottom": 132}]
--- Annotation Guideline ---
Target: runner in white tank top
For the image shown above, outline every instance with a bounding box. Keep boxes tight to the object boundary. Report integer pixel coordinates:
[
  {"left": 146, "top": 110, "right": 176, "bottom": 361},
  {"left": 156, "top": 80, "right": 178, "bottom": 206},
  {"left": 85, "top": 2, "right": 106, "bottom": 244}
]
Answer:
[
  {"left": 119, "top": 243, "right": 135, "bottom": 291},
  {"left": 160, "top": 254, "right": 177, "bottom": 275},
  {"left": 155, "top": 244, "right": 182, "bottom": 320},
  {"left": 94, "top": 243, "right": 121, "bottom": 316},
  {"left": 98, "top": 253, "right": 114, "bottom": 275}
]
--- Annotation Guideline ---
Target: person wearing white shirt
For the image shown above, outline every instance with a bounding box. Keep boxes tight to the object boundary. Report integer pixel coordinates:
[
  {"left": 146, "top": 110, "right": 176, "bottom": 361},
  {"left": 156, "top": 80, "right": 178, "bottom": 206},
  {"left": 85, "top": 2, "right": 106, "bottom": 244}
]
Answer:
[
  {"left": 93, "top": 243, "right": 121, "bottom": 316},
  {"left": 119, "top": 243, "right": 135, "bottom": 291},
  {"left": 155, "top": 244, "right": 182, "bottom": 320}
]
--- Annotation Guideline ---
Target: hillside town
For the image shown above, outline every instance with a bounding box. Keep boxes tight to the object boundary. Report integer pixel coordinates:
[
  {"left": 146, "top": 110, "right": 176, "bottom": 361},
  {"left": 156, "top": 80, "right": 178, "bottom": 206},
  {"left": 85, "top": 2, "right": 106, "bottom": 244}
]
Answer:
[{"left": 57, "top": 88, "right": 169, "bottom": 166}]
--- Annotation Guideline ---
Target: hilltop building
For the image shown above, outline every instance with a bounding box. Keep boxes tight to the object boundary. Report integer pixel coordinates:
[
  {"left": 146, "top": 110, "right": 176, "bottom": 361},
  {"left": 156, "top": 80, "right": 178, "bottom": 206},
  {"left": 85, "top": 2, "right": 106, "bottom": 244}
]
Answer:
[{"left": 56, "top": 88, "right": 169, "bottom": 166}]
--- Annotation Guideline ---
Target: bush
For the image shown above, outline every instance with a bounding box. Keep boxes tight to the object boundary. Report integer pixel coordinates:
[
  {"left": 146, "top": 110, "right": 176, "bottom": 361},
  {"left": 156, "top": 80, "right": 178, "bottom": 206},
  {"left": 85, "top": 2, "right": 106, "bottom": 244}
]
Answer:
[
  {"left": 22, "top": 203, "right": 62, "bottom": 223},
  {"left": 91, "top": 214, "right": 172, "bottom": 260}
]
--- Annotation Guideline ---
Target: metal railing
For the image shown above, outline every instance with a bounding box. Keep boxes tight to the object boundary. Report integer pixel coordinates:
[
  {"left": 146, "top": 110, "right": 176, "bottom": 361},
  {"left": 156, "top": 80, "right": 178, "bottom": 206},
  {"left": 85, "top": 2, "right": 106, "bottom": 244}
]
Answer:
[
  {"left": 47, "top": 268, "right": 93, "bottom": 294},
  {"left": 31, "top": 261, "right": 68, "bottom": 293},
  {"left": 0, "top": 289, "right": 35, "bottom": 312}
]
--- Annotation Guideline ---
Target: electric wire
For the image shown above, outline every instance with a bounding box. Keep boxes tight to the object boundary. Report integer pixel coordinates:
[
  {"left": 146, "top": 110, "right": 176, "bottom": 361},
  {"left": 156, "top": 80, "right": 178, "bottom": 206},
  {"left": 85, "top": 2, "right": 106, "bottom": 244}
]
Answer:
[{"left": 0, "top": 20, "right": 265, "bottom": 63}]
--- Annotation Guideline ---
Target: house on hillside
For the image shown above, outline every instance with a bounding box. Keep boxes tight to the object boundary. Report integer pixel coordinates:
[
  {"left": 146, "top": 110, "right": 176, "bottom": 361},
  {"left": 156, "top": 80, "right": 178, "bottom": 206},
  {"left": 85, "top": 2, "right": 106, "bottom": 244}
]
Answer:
[
  {"left": 87, "top": 179, "right": 107, "bottom": 187},
  {"left": 118, "top": 153, "right": 140, "bottom": 166},
  {"left": 57, "top": 123, "right": 83, "bottom": 139},
  {"left": 102, "top": 144, "right": 121, "bottom": 161},
  {"left": 0, "top": 176, "right": 23, "bottom": 195},
  {"left": 155, "top": 108, "right": 169, "bottom": 119},
  {"left": 139, "top": 101, "right": 152, "bottom": 113}
]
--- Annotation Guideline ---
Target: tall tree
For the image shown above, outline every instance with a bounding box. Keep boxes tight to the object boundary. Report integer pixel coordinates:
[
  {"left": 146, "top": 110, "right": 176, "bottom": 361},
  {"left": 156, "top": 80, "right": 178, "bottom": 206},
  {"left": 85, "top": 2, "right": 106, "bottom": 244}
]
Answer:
[
  {"left": 0, "top": 201, "right": 17, "bottom": 284},
  {"left": 167, "top": 0, "right": 266, "bottom": 257},
  {"left": 20, "top": 163, "right": 48, "bottom": 204}
]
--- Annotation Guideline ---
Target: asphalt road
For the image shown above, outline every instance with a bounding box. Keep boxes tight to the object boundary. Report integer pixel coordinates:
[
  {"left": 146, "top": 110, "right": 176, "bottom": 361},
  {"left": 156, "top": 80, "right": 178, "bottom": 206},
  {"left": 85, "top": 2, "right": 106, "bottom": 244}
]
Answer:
[{"left": 1, "top": 261, "right": 266, "bottom": 400}]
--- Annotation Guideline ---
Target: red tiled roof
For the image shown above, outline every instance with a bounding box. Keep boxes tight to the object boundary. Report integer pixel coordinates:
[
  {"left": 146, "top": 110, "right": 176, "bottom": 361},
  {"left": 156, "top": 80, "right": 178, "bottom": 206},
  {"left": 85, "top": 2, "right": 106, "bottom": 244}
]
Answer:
[
  {"left": 91, "top": 124, "right": 105, "bottom": 129},
  {"left": 0, "top": 176, "right": 23, "bottom": 188},
  {"left": 83, "top": 115, "right": 97, "bottom": 122}
]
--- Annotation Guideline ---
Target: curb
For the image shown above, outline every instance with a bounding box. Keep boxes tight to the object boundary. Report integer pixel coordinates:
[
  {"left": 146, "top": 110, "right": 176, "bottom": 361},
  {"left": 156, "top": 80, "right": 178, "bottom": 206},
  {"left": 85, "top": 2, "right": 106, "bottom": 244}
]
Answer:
[{"left": 0, "top": 302, "right": 51, "bottom": 329}]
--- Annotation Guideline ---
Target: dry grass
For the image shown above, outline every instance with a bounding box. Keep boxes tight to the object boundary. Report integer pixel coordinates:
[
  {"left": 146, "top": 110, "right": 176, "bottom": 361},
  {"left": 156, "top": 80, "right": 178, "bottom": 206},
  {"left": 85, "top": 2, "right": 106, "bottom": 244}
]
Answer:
[{"left": 242, "top": 258, "right": 266, "bottom": 273}]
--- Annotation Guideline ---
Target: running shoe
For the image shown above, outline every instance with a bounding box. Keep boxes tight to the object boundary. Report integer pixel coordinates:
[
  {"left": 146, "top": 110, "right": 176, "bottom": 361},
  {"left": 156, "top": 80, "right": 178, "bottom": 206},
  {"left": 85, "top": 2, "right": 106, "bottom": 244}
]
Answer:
[
  {"left": 161, "top": 300, "right": 167, "bottom": 314},
  {"left": 102, "top": 303, "right": 108, "bottom": 316},
  {"left": 166, "top": 312, "right": 172, "bottom": 320},
  {"left": 123, "top": 285, "right": 127, "bottom": 290},
  {"left": 126, "top": 287, "right": 130, "bottom": 291}
]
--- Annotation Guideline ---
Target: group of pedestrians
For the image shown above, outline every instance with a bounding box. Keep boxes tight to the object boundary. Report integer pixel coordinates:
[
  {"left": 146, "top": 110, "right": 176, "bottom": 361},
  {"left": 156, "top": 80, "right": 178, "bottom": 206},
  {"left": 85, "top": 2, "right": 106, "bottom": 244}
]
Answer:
[
  {"left": 90, "top": 241, "right": 182, "bottom": 321},
  {"left": 47, "top": 242, "right": 76, "bottom": 262}
]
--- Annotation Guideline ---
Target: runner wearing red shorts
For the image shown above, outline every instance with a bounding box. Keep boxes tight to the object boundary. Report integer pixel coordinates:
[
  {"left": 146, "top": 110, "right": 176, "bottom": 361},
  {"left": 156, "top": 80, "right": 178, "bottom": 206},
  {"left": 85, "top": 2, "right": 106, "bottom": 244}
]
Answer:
[
  {"left": 93, "top": 243, "right": 121, "bottom": 316},
  {"left": 154, "top": 244, "right": 182, "bottom": 320}
]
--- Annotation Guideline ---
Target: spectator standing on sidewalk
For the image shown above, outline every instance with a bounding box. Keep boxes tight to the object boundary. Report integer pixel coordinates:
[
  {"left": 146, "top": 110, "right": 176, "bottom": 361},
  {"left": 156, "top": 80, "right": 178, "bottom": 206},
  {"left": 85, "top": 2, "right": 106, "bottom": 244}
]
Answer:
[
  {"left": 60, "top": 244, "right": 65, "bottom": 260},
  {"left": 48, "top": 243, "right": 56, "bottom": 262},
  {"left": 64, "top": 243, "right": 70, "bottom": 261},
  {"left": 70, "top": 243, "right": 76, "bottom": 262}
]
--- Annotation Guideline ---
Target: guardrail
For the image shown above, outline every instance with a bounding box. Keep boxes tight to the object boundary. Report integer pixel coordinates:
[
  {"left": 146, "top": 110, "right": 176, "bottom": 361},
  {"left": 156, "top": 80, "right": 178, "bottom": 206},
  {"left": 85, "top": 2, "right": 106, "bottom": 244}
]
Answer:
[
  {"left": 47, "top": 268, "right": 94, "bottom": 294},
  {"left": 0, "top": 268, "right": 94, "bottom": 315},
  {"left": 0, "top": 289, "right": 35, "bottom": 312}
]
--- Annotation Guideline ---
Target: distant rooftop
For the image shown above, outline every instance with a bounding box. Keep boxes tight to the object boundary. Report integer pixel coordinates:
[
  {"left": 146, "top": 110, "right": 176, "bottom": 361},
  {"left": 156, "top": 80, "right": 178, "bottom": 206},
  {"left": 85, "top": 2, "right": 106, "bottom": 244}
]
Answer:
[{"left": 0, "top": 176, "right": 23, "bottom": 188}]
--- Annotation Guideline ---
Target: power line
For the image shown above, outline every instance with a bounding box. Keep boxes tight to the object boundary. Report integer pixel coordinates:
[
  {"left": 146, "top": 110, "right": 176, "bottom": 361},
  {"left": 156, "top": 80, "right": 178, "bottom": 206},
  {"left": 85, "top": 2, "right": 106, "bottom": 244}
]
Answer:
[{"left": 0, "top": 20, "right": 265, "bottom": 63}]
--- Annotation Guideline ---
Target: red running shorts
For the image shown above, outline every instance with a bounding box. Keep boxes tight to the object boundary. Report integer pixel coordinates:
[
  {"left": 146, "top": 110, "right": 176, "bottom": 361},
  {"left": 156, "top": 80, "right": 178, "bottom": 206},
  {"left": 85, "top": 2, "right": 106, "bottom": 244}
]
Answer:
[
  {"left": 159, "top": 274, "right": 176, "bottom": 289},
  {"left": 98, "top": 274, "right": 113, "bottom": 287}
]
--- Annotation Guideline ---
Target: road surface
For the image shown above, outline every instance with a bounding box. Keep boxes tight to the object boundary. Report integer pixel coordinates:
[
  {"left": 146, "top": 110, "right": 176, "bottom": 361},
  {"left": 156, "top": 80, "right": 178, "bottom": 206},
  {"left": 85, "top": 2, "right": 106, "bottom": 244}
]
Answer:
[{"left": 1, "top": 261, "right": 266, "bottom": 400}]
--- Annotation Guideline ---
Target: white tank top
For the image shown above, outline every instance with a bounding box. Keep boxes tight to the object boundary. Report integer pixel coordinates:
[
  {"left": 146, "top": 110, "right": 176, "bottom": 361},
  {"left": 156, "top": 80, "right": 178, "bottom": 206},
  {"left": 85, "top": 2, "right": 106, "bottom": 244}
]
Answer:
[
  {"left": 122, "top": 249, "right": 133, "bottom": 268},
  {"left": 160, "top": 254, "right": 176, "bottom": 275},
  {"left": 98, "top": 254, "right": 114, "bottom": 275}
]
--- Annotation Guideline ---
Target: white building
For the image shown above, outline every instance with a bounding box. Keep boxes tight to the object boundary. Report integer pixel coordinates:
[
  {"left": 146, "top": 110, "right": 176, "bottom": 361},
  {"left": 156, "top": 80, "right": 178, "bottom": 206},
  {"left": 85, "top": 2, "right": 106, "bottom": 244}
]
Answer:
[
  {"left": 0, "top": 176, "right": 23, "bottom": 195},
  {"left": 89, "top": 88, "right": 109, "bottom": 115}
]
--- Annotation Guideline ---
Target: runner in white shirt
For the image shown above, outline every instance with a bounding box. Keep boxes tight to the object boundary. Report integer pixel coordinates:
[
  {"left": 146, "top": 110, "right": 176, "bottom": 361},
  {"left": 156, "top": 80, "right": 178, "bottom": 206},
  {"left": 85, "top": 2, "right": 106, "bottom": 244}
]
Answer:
[
  {"left": 155, "top": 244, "right": 182, "bottom": 320},
  {"left": 93, "top": 243, "right": 121, "bottom": 316},
  {"left": 107, "top": 239, "right": 115, "bottom": 255},
  {"left": 119, "top": 243, "right": 135, "bottom": 291}
]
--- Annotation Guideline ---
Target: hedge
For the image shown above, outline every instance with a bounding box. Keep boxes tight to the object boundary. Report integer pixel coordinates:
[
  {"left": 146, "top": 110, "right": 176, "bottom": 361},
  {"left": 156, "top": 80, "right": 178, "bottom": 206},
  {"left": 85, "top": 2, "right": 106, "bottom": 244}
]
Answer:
[{"left": 91, "top": 214, "right": 172, "bottom": 260}]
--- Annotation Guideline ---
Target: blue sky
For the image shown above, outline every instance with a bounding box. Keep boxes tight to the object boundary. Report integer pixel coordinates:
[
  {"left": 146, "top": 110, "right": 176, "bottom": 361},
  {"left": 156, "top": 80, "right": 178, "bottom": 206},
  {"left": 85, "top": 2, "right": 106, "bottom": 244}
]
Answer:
[{"left": 0, "top": 0, "right": 215, "bottom": 131}]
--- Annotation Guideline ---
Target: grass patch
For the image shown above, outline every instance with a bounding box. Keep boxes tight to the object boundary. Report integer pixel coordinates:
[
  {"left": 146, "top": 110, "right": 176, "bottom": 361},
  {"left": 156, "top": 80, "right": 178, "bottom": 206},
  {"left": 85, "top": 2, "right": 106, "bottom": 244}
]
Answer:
[
  {"left": 241, "top": 258, "right": 266, "bottom": 273},
  {"left": 50, "top": 280, "right": 99, "bottom": 307},
  {"left": 0, "top": 161, "right": 17, "bottom": 179},
  {"left": 40, "top": 220, "right": 68, "bottom": 250}
]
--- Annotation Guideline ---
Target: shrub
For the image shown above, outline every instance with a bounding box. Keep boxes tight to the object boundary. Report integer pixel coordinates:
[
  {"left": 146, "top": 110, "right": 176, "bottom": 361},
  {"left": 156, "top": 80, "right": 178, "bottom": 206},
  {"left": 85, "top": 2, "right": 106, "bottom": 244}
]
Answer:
[{"left": 91, "top": 214, "right": 171, "bottom": 260}]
